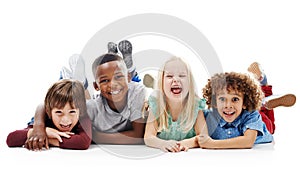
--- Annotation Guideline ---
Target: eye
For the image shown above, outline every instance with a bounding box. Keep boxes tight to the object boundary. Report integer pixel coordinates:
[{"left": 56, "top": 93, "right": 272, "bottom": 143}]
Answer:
[
  {"left": 232, "top": 97, "right": 240, "bottom": 102},
  {"left": 55, "top": 110, "right": 63, "bottom": 114},
  {"left": 165, "top": 74, "right": 173, "bottom": 78},
  {"left": 179, "top": 74, "right": 187, "bottom": 78},
  {"left": 69, "top": 110, "right": 77, "bottom": 114},
  {"left": 115, "top": 74, "right": 125, "bottom": 80},
  {"left": 218, "top": 97, "right": 225, "bottom": 102},
  {"left": 99, "top": 79, "right": 109, "bottom": 84}
]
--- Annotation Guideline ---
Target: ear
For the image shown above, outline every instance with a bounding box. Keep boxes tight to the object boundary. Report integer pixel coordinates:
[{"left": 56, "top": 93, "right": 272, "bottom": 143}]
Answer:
[
  {"left": 242, "top": 105, "right": 246, "bottom": 109},
  {"left": 93, "top": 81, "right": 100, "bottom": 91},
  {"left": 127, "top": 72, "right": 132, "bottom": 83}
]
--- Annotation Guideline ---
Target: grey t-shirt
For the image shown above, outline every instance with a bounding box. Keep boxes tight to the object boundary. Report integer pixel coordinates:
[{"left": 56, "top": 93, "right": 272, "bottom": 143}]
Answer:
[{"left": 86, "top": 82, "right": 146, "bottom": 133}]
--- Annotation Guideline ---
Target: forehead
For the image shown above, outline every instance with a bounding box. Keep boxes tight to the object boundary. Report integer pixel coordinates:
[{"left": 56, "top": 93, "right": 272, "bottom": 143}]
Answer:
[
  {"left": 96, "top": 61, "right": 126, "bottom": 75},
  {"left": 164, "top": 59, "right": 187, "bottom": 73},
  {"left": 216, "top": 88, "right": 243, "bottom": 97}
]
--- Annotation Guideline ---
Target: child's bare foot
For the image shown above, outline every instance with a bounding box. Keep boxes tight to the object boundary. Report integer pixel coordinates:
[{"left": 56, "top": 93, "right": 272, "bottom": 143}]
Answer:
[
  {"left": 248, "top": 62, "right": 263, "bottom": 81},
  {"left": 264, "top": 94, "right": 296, "bottom": 110},
  {"left": 143, "top": 74, "right": 154, "bottom": 89}
]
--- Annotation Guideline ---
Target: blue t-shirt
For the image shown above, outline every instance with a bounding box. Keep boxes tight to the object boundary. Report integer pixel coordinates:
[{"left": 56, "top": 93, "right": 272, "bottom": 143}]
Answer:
[
  {"left": 204, "top": 108, "right": 273, "bottom": 144},
  {"left": 148, "top": 95, "right": 206, "bottom": 141}
]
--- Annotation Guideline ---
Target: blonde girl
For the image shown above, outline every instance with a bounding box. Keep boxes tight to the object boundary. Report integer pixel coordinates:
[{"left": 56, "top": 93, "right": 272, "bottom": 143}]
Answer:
[{"left": 144, "top": 56, "right": 207, "bottom": 152}]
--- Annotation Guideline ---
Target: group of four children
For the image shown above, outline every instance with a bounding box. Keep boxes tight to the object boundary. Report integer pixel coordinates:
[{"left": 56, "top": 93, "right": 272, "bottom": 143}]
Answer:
[{"left": 7, "top": 40, "right": 296, "bottom": 152}]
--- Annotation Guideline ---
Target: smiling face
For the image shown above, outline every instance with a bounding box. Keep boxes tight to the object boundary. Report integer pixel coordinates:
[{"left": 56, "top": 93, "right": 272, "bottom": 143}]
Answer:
[
  {"left": 94, "top": 60, "right": 129, "bottom": 108},
  {"left": 51, "top": 102, "right": 79, "bottom": 132},
  {"left": 163, "top": 59, "right": 189, "bottom": 102},
  {"left": 216, "top": 88, "right": 246, "bottom": 123}
]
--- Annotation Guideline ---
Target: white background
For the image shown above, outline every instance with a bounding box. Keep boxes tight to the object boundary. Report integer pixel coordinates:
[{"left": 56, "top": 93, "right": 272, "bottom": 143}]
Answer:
[{"left": 0, "top": 0, "right": 299, "bottom": 168}]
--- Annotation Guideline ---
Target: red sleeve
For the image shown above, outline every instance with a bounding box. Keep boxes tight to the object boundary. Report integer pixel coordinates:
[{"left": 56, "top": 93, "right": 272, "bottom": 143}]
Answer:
[
  {"left": 6, "top": 127, "right": 31, "bottom": 147},
  {"left": 59, "top": 115, "right": 92, "bottom": 150}
]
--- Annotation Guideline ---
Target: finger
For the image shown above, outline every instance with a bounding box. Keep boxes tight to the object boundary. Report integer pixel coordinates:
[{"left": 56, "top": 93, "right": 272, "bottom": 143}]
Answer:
[
  {"left": 26, "top": 137, "right": 34, "bottom": 150},
  {"left": 65, "top": 132, "right": 75, "bottom": 135},
  {"left": 45, "top": 137, "right": 49, "bottom": 149},
  {"left": 32, "top": 137, "right": 41, "bottom": 151},
  {"left": 183, "top": 146, "right": 189, "bottom": 152},
  {"left": 55, "top": 133, "right": 63, "bottom": 142},
  {"left": 24, "top": 139, "right": 30, "bottom": 150},
  {"left": 37, "top": 138, "right": 45, "bottom": 150},
  {"left": 162, "top": 147, "right": 168, "bottom": 152},
  {"left": 58, "top": 132, "right": 71, "bottom": 138},
  {"left": 168, "top": 146, "right": 177, "bottom": 153}
]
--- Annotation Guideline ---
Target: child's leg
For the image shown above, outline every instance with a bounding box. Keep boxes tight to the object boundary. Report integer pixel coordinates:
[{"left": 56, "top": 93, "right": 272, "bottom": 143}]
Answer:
[
  {"left": 260, "top": 85, "right": 276, "bottom": 134},
  {"left": 248, "top": 62, "right": 297, "bottom": 134},
  {"left": 118, "top": 40, "right": 141, "bottom": 82},
  {"left": 248, "top": 62, "right": 275, "bottom": 133},
  {"left": 60, "top": 54, "right": 91, "bottom": 99},
  {"left": 247, "top": 61, "right": 268, "bottom": 86}
]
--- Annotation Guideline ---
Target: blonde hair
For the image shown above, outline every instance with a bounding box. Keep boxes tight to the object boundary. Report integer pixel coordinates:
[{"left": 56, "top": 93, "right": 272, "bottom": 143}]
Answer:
[{"left": 155, "top": 56, "right": 198, "bottom": 132}]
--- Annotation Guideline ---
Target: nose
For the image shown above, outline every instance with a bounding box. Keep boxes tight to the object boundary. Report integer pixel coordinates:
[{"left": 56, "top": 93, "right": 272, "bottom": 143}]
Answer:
[
  {"left": 61, "top": 115, "right": 71, "bottom": 124},
  {"left": 172, "top": 76, "right": 180, "bottom": 83},
  {"left": 224, "top": 100, "right": 233, "bottom": 109}
]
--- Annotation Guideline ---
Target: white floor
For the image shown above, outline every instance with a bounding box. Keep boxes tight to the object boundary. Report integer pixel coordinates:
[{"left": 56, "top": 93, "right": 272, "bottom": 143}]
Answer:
[{"left": 0, "top": 141, "right": 294, "bottom": 169}]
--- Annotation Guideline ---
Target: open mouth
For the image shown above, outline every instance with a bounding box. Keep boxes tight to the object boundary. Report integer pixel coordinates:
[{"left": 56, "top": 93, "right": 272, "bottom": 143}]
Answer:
[
  {"left": 108, "top": 89, "right": 122, "bottom": 95},
  {"left": 223, "top": 111, "right": 235, "bottom": 117},
  {"left": 60, "top": 124, "right": 72, "bottom": 130},
  {"left": 171, "top": 86, "right": 182, "bottom": 94}
]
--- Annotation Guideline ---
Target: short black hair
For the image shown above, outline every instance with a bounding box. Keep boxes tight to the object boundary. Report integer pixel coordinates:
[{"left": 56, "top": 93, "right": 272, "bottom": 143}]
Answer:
[{"left": 92, "top": 53, "right": 123, "bottom": 77}]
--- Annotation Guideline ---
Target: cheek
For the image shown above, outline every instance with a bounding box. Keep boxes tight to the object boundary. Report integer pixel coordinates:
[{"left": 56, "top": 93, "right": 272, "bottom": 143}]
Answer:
[
  {"left": 52, "top": 116, "right": 61, "bottom": 126},
  {"left": 72, "top": 115, "right": 79, "bottom": 124}
]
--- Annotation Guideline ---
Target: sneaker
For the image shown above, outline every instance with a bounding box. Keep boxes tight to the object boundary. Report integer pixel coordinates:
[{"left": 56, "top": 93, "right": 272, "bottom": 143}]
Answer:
[
  {"left": 263, "top": 94, "right": 296, "bottom": 110},
  {"left": 60, "top": 66, "right": 72, "bottom": 79},
  {"left": 107, "top": 42, "right": 118, "bottom": 54},
  {"left": 118, "top": 40, "right": 135, "bottom": 73},
  {"left": 68, "top": 54, "right": 88, "bottom": 89}
]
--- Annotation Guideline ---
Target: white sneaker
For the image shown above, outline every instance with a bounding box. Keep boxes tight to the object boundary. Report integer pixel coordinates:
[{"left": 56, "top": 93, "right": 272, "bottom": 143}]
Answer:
[
  {"left": 118, "top": 40, "right": 135, "bottom": 76},
  {"left": 60, "top": 66, "right": 72, "bottom": 79},
  {"left": 68, "top": 54, "right": 87, "bottom": 86}
]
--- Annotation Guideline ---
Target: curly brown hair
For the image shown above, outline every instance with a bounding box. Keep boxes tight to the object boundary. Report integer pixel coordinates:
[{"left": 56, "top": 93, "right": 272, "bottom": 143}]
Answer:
[{"left": 202, "top": 72, "right": 264, "bottom": 112}]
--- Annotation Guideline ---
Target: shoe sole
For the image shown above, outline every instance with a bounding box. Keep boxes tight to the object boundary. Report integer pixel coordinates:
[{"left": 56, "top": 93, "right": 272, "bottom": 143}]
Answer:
[
  {"left": 118, "top": 40, "right": 132, "bottom": 55},
  {"left": 264, "top": 94, "right": 296, "bottom": 109},
  {"left": 247, "top": 62, "right": 262, "bottom": 80}
]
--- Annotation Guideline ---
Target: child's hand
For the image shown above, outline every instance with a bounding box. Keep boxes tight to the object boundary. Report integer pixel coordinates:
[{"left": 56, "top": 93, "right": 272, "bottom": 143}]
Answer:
[
  {"left": 45, "top": 127, "right": 74, "bottom": 142},
  {"left": 197, "top": 134, "right": 213, "bottom": 148},
  {"left": 160, "top": 140, "right": 187, "bottom": 153},
  {"left": 25, "top": 126, "right": 48, "bottom": 151},
  {"left": 176, "top": 142, "right": 189, "bottom": 152}
]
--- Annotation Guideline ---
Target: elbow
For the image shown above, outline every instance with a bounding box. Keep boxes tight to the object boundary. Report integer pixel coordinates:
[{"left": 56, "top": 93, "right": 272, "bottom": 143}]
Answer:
[
  {"left": 6, "top": 132, "right": 25, "bottom": 147},
  {"left": 243, "top": 140, "right": 255, "bottom": 149},
  {"left": 143, "top": 134, "right": 154, "bottom": 146},
  {"left": 6, "top": 134, "right": 15, "bottom": 147}
]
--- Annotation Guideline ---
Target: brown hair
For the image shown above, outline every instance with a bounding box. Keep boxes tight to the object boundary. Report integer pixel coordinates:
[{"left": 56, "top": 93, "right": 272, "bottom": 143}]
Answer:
[
  {"left": 44, "top": 79, "right": 87, "bottom": 118},
  {"left": 202, "top": 72, "right": 263, "bottom": 112}
]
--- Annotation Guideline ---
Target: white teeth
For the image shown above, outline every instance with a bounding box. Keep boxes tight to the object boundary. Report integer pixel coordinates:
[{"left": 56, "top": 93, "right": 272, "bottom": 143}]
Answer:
[
  {"left": 224, "top": 112, "right": 234, "bottom": 115},
  {"left": 110, "top": 90, "right": 121, "bottom": 95}
]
